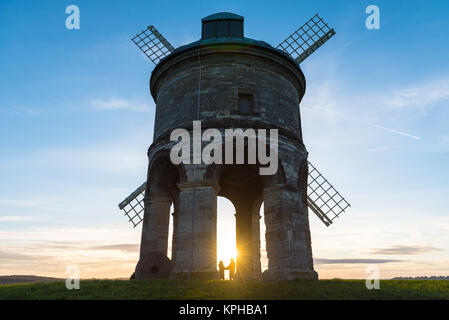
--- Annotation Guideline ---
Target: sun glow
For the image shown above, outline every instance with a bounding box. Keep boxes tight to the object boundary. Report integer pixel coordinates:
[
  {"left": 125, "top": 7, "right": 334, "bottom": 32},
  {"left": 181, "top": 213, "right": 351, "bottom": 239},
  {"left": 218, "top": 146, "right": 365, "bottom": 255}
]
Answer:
[{"left": 217, "top": 236, "right": 238, "bottom": 267}]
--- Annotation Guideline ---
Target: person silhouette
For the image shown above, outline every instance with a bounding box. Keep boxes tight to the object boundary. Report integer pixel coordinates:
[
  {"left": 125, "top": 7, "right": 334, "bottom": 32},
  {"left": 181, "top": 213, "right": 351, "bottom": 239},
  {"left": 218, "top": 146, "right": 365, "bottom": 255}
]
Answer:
[
  {"left": 218, "top": 261, "right": 225, "bottom": 280},
  {"left": 227, "top": 258, "right": 235, "bottom": 280}
]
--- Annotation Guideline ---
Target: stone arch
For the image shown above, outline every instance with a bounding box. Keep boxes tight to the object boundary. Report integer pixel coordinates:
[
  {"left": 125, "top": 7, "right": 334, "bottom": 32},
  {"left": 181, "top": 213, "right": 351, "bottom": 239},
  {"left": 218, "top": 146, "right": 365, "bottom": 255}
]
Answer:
[{"left": 146, "top": 149, "right": 182, "bottom": 199}]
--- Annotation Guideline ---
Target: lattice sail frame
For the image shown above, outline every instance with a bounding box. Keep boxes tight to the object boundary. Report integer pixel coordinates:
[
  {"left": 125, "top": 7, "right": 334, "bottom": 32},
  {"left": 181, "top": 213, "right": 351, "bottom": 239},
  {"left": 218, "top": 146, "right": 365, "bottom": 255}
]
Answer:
[
  {"left": 131, "top": 25, "right": 175, "bottom": 65},
  {"left": 307, "top": 161, "right": 350, "bottom": 226},
  {"left": 118, "top": 162, "right": 350, "bottom": 228},
  {"left": 118, "top": 182, "right": 146, "bottom": 228},
  {"left": 276, "top": 14, "right": 336, "bottom": 64}
]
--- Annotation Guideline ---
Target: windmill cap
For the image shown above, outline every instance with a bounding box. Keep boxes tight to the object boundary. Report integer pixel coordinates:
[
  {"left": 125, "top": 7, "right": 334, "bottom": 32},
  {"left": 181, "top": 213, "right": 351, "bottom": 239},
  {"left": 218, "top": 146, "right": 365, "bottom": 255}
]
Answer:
[
  {"left": 201, "top": 12, "right": 244, "bottom": 39},
  {"left": 201, "top": 12, "right": 244, "bottom": 22}
]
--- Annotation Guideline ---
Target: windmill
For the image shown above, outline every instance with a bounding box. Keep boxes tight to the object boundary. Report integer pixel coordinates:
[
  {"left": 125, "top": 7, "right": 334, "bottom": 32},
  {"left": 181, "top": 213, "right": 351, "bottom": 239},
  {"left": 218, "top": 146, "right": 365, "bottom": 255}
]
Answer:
[{"left": 120, "top": 13, "right": 350, "bottom": 229}]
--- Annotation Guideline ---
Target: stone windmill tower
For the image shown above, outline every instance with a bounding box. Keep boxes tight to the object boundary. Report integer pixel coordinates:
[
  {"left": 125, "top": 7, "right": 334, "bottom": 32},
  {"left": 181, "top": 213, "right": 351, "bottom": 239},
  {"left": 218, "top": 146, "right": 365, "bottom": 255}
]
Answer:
[{"left": 119, "top": 12, "right": 350, "bottom": 280}]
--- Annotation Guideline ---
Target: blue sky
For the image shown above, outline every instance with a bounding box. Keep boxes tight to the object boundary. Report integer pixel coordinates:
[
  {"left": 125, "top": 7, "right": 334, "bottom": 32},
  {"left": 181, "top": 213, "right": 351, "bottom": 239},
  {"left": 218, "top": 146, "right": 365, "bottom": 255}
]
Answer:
[{"left": 0, "top": 0, "right": 448, "bottom": 279}]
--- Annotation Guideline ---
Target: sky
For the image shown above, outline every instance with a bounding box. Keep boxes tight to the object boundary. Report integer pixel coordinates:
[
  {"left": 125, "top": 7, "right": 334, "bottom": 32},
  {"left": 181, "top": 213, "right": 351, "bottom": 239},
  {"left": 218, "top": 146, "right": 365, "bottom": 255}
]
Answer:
[{"left": 0, "top": 0, "right": 448, "bottom": 280}]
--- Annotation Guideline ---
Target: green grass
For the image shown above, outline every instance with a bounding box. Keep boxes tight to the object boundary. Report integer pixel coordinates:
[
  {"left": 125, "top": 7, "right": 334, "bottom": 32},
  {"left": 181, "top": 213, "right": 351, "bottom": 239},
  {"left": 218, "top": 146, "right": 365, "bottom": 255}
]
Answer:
[{"left": 0, "top": 279, "right": 448, "bottom": 300}]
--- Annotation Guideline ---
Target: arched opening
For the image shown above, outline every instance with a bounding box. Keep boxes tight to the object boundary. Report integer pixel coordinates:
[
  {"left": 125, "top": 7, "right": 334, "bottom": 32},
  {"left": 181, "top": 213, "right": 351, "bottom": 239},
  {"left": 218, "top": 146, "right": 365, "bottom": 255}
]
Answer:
[
  {"left": 217, "top": 164, "right": 263, "bottom": 279},
  {"left": 216, "top": 197, "right": 237, "bottom": 270}
]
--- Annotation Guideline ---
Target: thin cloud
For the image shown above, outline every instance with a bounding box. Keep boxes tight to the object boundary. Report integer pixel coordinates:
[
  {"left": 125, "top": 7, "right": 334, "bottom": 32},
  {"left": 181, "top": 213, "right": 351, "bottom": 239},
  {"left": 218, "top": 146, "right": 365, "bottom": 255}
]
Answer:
[
  {"left": 368, "top": 245, "right": 443, "bottom": 255},
  {"left": 0, "top": 144, "right": 147, "bottom": 174},
  {"left": 0, "top": 228, "right": 140, "bottom": 278},
  {"left": 0, "top": 250, "right": 52, "bottom": 261},
  {"left": 388, "top": 77, "right": 449, "bottom": 108},
  {"left": 303, "top": 103, "right": 422, "bottom": 141},
  {"left": 0, "top": 216, "right": 36, "bottom": 222},
  {"left": 88, "top": 244, "right": 139, "bottom": 252},
  {"left": 3, "top": 242, "right": 140, "bottom": 253},
  {"left": 314, "top": 258, "right": 402, "bottom": 265},
  {"left": 0, "top": 198, "right": 45, "bottom": 208},
  {"left": 0, "top": 197, "right": 101, "bottom": 215},
  {"left": 90, "top": 97, "right": 153, "bottom": 112}
]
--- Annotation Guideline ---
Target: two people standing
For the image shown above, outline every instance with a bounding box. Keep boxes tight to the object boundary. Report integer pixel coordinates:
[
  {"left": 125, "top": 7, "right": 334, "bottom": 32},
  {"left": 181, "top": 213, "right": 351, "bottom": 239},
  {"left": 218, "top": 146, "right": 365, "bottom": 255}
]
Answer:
[{"left": 218, "top": 258, "right": 235, "bottom": 280}]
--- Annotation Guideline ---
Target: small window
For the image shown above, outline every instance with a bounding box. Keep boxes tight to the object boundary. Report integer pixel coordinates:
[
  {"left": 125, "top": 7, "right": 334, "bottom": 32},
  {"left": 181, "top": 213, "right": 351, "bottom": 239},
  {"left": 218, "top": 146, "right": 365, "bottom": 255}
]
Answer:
[
  {"left": 150, "top": 265, "right": 159, "bottom": 274},
  {"left": 229, "top": 21, "right": 243, "bottom": 37},
  {"left": 217, "top": 21, "right": 228, "bottom": 38},
  {"left": 238, "top": 94, "right": 253, "bottom": 115},
  {"left": 202, "top": 22, "right": 215, "bottom": 39}
]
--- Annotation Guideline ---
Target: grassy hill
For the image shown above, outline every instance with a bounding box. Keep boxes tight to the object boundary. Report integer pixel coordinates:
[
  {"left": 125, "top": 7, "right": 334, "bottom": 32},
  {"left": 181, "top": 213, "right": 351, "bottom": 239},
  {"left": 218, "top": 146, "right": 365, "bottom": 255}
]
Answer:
[
  {"left": 0, "top": 275, "right": 63, "bottom": 285},
  {"left": 0, "top": 279, "right": 448, "bottom": 300}
]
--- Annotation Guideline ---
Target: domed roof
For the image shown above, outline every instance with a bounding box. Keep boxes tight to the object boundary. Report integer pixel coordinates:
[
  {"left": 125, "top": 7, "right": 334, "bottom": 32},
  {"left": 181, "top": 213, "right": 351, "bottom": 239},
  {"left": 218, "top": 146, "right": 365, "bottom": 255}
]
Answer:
[
  {"left": 201, "top": 12, "right": 244, "bottom": 40},
  {"left": 201, "top": 12, "right": 243, "bottom": 22}
]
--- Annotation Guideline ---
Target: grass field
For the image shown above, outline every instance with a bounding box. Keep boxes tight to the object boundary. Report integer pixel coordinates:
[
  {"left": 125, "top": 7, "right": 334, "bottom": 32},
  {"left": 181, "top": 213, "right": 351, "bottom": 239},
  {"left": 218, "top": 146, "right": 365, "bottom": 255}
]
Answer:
[{"left": 1, "top": 279, "right": 449, "bottom": 300}]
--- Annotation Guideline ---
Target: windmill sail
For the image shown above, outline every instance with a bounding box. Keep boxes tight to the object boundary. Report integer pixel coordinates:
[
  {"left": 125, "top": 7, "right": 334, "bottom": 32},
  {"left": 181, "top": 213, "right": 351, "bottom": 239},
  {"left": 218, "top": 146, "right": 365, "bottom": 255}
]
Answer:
[
  {"left": 118, "top": 161, "right": 350, "bottom": 228},
  {"left": 131, "top": 25, "right": 175, "bottom": 65},
  {"left": 306, "top": 161, "right": 350, "bottom": 226},
  {"left": 276, "top": 14, "right": 336, "bottom": 64},
  {"left": 118, "top": 182, "right": 146, "bottom": 228}
]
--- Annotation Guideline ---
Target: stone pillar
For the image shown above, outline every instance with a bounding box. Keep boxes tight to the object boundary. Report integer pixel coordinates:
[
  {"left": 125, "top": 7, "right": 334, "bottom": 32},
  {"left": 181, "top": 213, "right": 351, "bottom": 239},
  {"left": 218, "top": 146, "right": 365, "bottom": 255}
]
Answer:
[
  {"left": 235, "top": 206, "right": 262, "bottom": 280},
  {"left": 262, "top": 184, "right": 318, "bottom": 280},
  {"left": 135, "top": 196, "right": 172, "bottom": 279},
  {"left": 251, "top": 210, "right": 262, "bottom": 278},
  {"left": 171, "top": 180, "right": 219, "bottom": 279}
]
